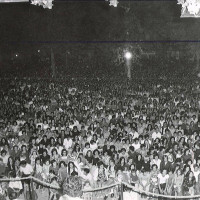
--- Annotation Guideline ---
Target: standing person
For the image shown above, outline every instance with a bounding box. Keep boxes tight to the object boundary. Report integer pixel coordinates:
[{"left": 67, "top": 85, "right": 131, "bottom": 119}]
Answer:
[
  {"left": 41, "top": 160, "right": 51, "bottom": 182},
  {"left": 107, "top": 159, "right": 116, "bottom": 183},
  {"left": 157, "top": 169, "right": 169, "bottom": 194},
  {"left": 49, "top": 160, "right": 59, "bottom": 176},
  {"left": 174, "top": 168, "right": 184, "bottom": 196},
  {"left": 93, "top": 161, "right": 108, "bottom": 187},
  {"left": 150, "top": 154, "right": 161, "bottom": 170},
  {"left": 135, "top": 154, "right": 144, "bottom": 171},
  {"left": 160, "top": 155, "right": 171, "bottom": 172},
  {"left": 0, "top": 158, "right": 6, "bottom": 178},
  {"left": 149, "top": 164, "right": 159, "bottom": 193},
  {"left": 19, "top": 160, "right": 34, "bottom": 178},
  {"left": 49, "top": 177, "right": 60, "bottom": 200},
  {"left": 19, "top": 160, "right": 34, "bottom": 198},
  {"left": 165, "top": 170, "right": 174, "bottom": 195},
  {"left": 183, "top": 171, "right": 196, "bottom": 196},
  {"left": 138, "top": 169, "right": 150, "bottom": 194},
  {"left": 58, "top": 161, "right": 68, "bottom": 184},
  {"left": 7, "top": 156, "right": 15, "bottom": 176},
  {"left": 34, "top": 157, "right": 43, "bottom": 189},
  {"left": 7, "top": 172, "right": 23, "bottom": 200}
]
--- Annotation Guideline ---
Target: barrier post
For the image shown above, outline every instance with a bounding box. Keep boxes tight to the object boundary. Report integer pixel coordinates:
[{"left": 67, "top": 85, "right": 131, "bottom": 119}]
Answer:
[
  {"left": 120, "top": 183, "right": 123, "bottom": 200},
  {"left": 27, "top": 178, "right": 32, "bottom": 200},
  {"left": 30, "top": 178, "right": 35, "bottom": 200}
]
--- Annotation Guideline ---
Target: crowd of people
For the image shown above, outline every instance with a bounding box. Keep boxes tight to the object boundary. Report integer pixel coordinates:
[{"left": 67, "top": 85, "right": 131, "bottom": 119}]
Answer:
[{"left": 0, "top": 75, "right": 200, "bottom": 199}]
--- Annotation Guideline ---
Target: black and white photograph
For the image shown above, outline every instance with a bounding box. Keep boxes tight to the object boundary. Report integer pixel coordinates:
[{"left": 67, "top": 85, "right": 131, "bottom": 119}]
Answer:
[{"left": 1, "top": 0, "right": 200, "bottom": 199}]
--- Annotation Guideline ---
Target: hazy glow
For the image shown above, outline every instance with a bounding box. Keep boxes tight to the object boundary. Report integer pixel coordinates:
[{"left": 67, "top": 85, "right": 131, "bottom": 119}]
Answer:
[{"left": 125, "top": 52, "right": 132, "bottom": 60}]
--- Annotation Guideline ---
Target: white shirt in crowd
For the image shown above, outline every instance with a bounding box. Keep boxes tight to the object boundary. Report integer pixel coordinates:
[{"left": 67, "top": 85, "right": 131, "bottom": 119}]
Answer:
[
  {"left": 90, "top": 143, "right": 98, "bottom": 151},
  {"left": 151, "top": 159, "right": 161, "bottom": 170},
  {"left": 63, "top": 138, "right": 73, "bottom": 150},
  {"left": 152, "top": 131, "right": 161, "bottom": 140},
  {"left": 1, "top": 155, "right": 9, "bottom": 165},
  {"left": 158, "top": 173, "right": 169, "bottom": 184},
  {"left": 9, "top": 178, "right": 23, "bottom": 190},
  {"left": 132, "top": 143, "right": 140, "bottom": 150},
  {"left": 19, "top": 164, "right": 33, "bottom": 175}
]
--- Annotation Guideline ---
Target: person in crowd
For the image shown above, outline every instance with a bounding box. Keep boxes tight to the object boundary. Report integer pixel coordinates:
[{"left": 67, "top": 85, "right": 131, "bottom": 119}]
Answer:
[
  {"left": 0, "top": 74, "right": 200, "bottom": 199},
  {"left": 174, "top": 168, "right": 184, "bottom": 196},
  {"left": 157, "top": 169, "right": 169, "bottom": 194}
]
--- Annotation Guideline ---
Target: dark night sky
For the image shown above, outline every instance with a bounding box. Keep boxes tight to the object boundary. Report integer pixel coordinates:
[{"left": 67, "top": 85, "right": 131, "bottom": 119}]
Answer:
[
  {"left": 0, "top": 0, "right": 200, "bottom": 72},
  {"left": 1, "top": 1, "right": 200, "bottom": 42}
]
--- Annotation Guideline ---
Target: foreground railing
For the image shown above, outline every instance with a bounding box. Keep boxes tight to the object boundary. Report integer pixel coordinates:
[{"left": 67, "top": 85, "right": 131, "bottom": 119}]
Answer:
[{"left": 0, "top": 176, "right": 200, "bottom": 200}]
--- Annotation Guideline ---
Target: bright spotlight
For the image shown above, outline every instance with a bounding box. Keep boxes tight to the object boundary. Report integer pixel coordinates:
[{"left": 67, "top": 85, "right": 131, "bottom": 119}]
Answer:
[
  {"left": 38, "top": 50, "right": 40, "bottom": 53},
  {"left": 125, "top": 52, "right": 132, "bottom": 60},
  {"left": 15, "top": 54, "right": 18, "bottom": 57}
]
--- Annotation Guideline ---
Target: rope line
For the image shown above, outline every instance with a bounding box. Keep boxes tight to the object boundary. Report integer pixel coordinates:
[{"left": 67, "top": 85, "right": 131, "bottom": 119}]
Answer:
[
  {"left": 0, "top": 177, "right": 30, "bottom": 182},
  {"left": 1, "top": 177, "right": 200, "bottom": 199},
  {"left": 82, "top": 183, "right": 119, "bottom": 192},
  {"left": 122, "top": 182, "right": 200, "bottom": 199}
]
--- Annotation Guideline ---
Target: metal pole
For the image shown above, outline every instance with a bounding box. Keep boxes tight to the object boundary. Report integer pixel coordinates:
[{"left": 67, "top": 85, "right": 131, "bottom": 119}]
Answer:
[
  {"left": 120, "top": 183, "right": 123, "bottom": 200},
  {"left": 30, "top": 178, "right": 35, "bottom": 200}
]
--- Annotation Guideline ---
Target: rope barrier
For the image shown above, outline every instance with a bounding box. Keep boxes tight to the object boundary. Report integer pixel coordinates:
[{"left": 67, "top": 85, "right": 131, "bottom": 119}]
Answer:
[
  {"left": 31, "top": 177, "right": 60, "bottom": 190},
  {"left": 0, "top": 176, "right": 60, "bottom": 190},
  {"left": 82, "top": 182, "right": 119, "bottom": 192},
  {"left": 1, "top": 177, "right": 200, "bottom": 199},
  {"left": 122, "top": 182, "right": 200, "bottom": 199},
  {"left": 0, "top": 177, "right": 30, "bottom": 182}
]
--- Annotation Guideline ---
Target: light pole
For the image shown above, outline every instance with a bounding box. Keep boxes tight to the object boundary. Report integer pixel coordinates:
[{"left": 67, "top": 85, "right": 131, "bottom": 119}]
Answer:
[{"left": 124, "top": 51, "right": 132, "bottom": 79}]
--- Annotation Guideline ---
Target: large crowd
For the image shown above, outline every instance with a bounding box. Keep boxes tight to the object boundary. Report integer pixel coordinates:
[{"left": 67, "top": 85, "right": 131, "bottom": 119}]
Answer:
[{"left": 0, "top": 75, "right": 200, "bottom": 199}]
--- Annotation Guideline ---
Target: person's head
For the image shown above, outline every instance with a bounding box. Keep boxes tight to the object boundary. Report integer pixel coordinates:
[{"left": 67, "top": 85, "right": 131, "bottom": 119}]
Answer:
[
  {"left": 121, "top": 148, "right": 126, "bottom": 154},
  {"left": 127, "top": 157, "right": 133, "bottom": 165},
  {"left": 51, "top": 159, "right": 57, "bottom": 167},
  {"left": 168, "top": 170, "right": 173, "bottom": 176},
  {"left": 86, "top": 150, "right": 92, "bottom": 157},
  {"left": 61, "top": 149, "right": 67, "bottom": 156},
  {"left": 51, "top": 148, "right": 58, "bottom": 156},
  {"left": 21, "top": 145, "right": 27, "bottom": 152},
  {"left": 68, "top": 161, "right": 75, "bottom": 169},
  {"left": 45, "top": 160, "right": 50, "bottom": 166},
  {"left": 184, "top": 149, "right": 189, "bottom": 155},
  {"left": 84, "top": 181, "right": 91, "bottom": 188},
  {"left": 153, "top": 154, "right": 159, "bottom": 160},
  {"left": 152, "top": 164, "right": 158, "bottom": 172},
  {"left": 8, "top": 171, "right": 16, "bottom": 178},
  {"left": 93, "top": 149, "right": 99, "bottom": 156},
  {"left": 8, "top": 156, "right": 14, "bottom": 164},
  {"left": 194, "top": 165, "right": 199, "bottom": 172},
  {"left": 176, "top": 148, "right": 182, "bottom": 155},
  {"left": 109, "top": 159, "right": 115, "bottom": 166},
  {"left": 119, "top": 157, "right": 125, "bottom": 165},
  {"left": 137, "top": 154, "right": 142, "bottom": 161},
  {"left": 35, "top": 157, "right": 41, "bottom": 165},
  {"left": 59, "top": 161, "right": 66, "bottom": 168},
  {"left": 20, "top": 160, "right": 27, "bottom": 168},
  {"left": 184, "top": 165, "right": 191, "bottom": 173},
  {"left": 14, "top": 157, "right": 20, "bottom": 166},
  {"left": 85, "top": 142, "right": 90, "bottom": 149},
  {"left": 82, "top": 168, "right": 90, "bottom": 175},
  {"left": 162, "top": 169, "right": 167, "bottom": 176},
  {"left": 97, "top": 161, "right": 104, "bottom": 170},
  {"left": 130, "top": 164, "right": 135, "bottom": 171},
  {"left": 176, "top": 168, "right": 182, "bottom": 176},
  {"left": 32, "top": 150, "right": 37, "bottom": 156},
  {"left": 110, "top": 145, "right": 115, "bottom": 152},
  {"left": 43, "top": 149, "right": 48, "bottom": 156},
  {"left": 1, "top": 150, "right": 6, "bottom": 157}
]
